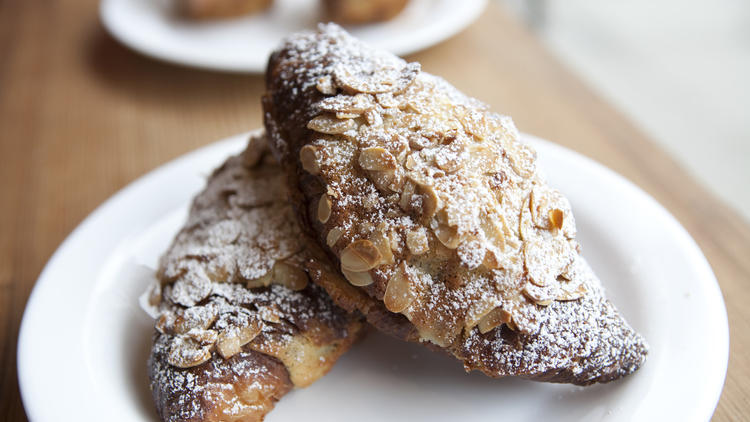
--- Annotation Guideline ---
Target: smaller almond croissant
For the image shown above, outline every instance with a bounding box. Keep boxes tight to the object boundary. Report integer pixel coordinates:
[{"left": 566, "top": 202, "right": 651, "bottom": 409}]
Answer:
[{"left": 146, "top": 132, "right": 363, "bottom": 422}]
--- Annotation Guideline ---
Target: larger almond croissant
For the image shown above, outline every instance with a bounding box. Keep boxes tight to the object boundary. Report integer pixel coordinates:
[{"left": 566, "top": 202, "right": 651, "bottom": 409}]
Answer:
[
  {"left": 147, "top": 132, "right": 363, "bottom": 422},
  {"left": 263, "top": 24, "right": 647, "bottom": 385}
]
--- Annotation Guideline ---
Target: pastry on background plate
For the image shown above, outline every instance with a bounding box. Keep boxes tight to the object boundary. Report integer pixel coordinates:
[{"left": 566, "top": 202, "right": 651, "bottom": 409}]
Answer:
[
  {"left": 263, "top": 24, "right": 648, "bottom": 385},
  {"left": 176, "top": 0, "right": 273, "bottom": 19},
  {"left": 323, "top": 0, "right": 409, "bottom": 24},
  {"left": 174, "top": 0, "right": 408, "bottom": 23},
  {"left": 146, "top": 132, "right": 363, "bottom": 421}
]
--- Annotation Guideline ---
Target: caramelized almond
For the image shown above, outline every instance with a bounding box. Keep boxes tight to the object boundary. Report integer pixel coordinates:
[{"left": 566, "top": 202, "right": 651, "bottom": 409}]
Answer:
[
  {"left": 341, "top": 268, "right": 374, "bottom": 286},
  {"left": 406, "top": 228, "right": 430, "bottom": 255},
  {"left": 167, "top": 337, "right": 212, "bottom": 368},
  {"left": 272, "top": 261, "right": 309, "bottom": 291},
  {"left": 299, "top": 145, "right": 321, "bottom": 175},
  {"left": 318, "top": 194, "right": 332, "bottom": 223},
  {"left": 340, "top": 239, "right": 382, "bottom": 272},
  {"left": 370, "top": 229, "right": 395, "bottom": 265},
  {"left": 246, "top": 269, "right": 273, "bottom": 289},
  {"left": 307, "top": 114, "right": 356, "bottom": 134},
  {"left": 326, "top": 227, "right": 343, "bottom": 247},
  {"left": 415, "top": 183, "right": 441, "bottom": 220},
  {"left": 359, "top": 147, "right": 398, "bottom": 171},
  {"left": 548, "top": 208, "right": 564, "bottom": 230},
  {"left": 477, "top": 307, "right": 512, "bottom": 334},
  {"left": 384, "top": 263, "right": 414, "bottom": 313}
]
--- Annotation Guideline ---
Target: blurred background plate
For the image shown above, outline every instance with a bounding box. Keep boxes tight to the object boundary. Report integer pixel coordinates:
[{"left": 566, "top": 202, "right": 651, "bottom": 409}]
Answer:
[
  {"left": 18, "top": 131, "right": 728, "bottom": 421},
  {"left": 99, "top": 0, "right": 487, "bottom": 72}
]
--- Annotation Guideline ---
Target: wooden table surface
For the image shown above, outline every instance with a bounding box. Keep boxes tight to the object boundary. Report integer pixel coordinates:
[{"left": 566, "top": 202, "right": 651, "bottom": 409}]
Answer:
[{"left": 1, "top": 1, "right": 748, "bottom": 420}]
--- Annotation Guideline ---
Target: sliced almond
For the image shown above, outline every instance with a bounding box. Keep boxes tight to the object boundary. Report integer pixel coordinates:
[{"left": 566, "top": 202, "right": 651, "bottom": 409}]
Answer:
[
  {"left": 467, "top": 143, "right": 502, "bottom": 174},
  {"left": 155, "top": 314, "right": 171, "bottom": 334},
  {"left": 480, "top": 211, "right": 506, "bottom": 251},
  {"left": 548, "top": 208, "right": 564, "bottom": 230},
  {"left": 340, "top": 239, "right": 382, "bottom": 272},
  {"left": 408, "top": 133, "right": 431, "bottom": 151},
  {"left": 167, "top": 337, "right": 212, "bottom": 368},
  {"left": 370, "top": 229, "right": 395, "bottom": 265},
  {"left": 299, "top": 145, "right": 321, "bottom": 175},
  {"left": 461, "top": 109, "right": 488, "bottom": 140},
  {"left": 557, "top": 280, "right": 586, "bottom": 301},
  {"left": 359, "top": 147, "right": 397, "bottom": 171},
  {"left": 524, "top": 237, "right": 573, "bottom": 287},
  {"left": 317, "top": 93, "right": 373, "bottom": 115},
  {"left": 434, "top": 223, "right": 460, "bottom": 249},
  {"left": 341, "top": 268, "right": 374, "bottom": 286},
  {"left": 258, "top": 305, "right": 282, "bottom": 323},
  {"left": 316, "top": 75, "right": 337, "bottom": 95},
  {"left": 406, "top": 228, "right": 430, "bottom": 255},
  {"left": 174, "top": 305, "right": 218, "bottom": 334},
  {"left": 415, "top": 183, "right": 441, "bottom": 220},
  {"left": 522, "top": 284, "right": 557, "bottom": 306},
  {"left": 433, "top": 209, "right": 461, "bottom": 249},
  {"left": 236, "top": 321, "right": 262, "bottom": 344},
  {"left": 434, "top": 144, "right": 464, "bottom": 173},
  {"left": 364, "top": 108, "right": 383, "bottom": 126},
  {"left": 326, "top": 227, "right": 343, "bottom": 247},
  {"left": 246, "top": 269, "right": 273, "bottom": 289},
  {"left": 188, "top": 328, "right": 218, "bottom": 345},
  {"left": 477, "top": 307, "right": 512, "bottom": 334},
  {"left": 369, "top": 168, "right": 404, "bottom": 193},
  {"left": 399, "top": 180, "right": 415, "bottom": 211},
  {"left": 387, "top": 229, "right": 402, "bottom": 253},
  {"left": 464, "top": 299, "right": 499, "bottom": 330},
  {"left": 404, "top": 153, "right": 419, "bottom": 170},
  {"left": 216, "top": 322, "right": 262, "bottom": 359},
  {"left": 215, "top": 333, "right": 241, "bottom": 359},
  {"left": 505, "top": 139, "right": 536, "bottom": 178},
  {"left": 333, "top": 62, "right": 420, "bottom": 94},
  {"left": 384, "top": 263, "right": 414, "bottom": 313},
  {"left": 272, "top": 261, "right": 309, "bottom": 291},
  {"left": 376, "top": 92, "right": 400, "bottom": 108},
  {"left": 481, "top": 248, "right": 503, "bottom": 270},
  {"left": 318, "top": 194, "right": 332, "bottom": 223},
  {"left": 518, "top": 196, "right": 533, "bottom": 241},
  {"left": 307, "top": 114, "right": 356, "bottom": 134}
]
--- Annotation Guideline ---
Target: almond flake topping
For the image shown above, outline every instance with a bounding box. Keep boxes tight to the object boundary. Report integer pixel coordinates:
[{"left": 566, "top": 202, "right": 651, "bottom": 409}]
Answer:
[{"left": 274, "top": 24, "right": 589, "bottom": 346}]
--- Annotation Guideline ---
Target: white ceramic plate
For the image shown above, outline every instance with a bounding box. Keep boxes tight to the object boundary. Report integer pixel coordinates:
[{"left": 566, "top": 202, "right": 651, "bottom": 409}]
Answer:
[
  {"left": 99, "top": 0, "right": 487, "bottom": 73},
  {"left": 18, "top": 131, "right": 728, "bottom": 421}
]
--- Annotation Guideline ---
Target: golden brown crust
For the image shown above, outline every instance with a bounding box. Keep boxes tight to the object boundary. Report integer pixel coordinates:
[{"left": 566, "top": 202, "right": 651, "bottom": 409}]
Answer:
[
  {"left": 263, "top": 24, "right": 647, "bottom": 385},
  {"left": 148, "top": 132, "right": 363, "bottom": 421},
  {"left": 322, "top": 0, "right": 409, "bottom": 24},
  {"left": 149, "top": 335, "right": 292, "bottom": 422}
]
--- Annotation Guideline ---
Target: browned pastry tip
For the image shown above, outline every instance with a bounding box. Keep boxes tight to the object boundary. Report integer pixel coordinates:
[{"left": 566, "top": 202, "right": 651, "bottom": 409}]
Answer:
[
  {"left": 263, "top": 24, "right": 647, "bottom": 385},
  {"left": 323, "top": 0, "right": 409, "bottom": 25},
  {"left": 176, "top": 0, "right": 273, "bottom": 19},
  {"left": 147, "top": 131, "right": 363, "bottom": 422},
  {"left": 149, "top": 336, "right": 293, "bottom": 422}
]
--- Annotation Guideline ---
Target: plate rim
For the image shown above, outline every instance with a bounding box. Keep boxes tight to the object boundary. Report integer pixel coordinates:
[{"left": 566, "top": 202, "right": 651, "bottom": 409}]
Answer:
[
  {"left": 17, "top": 131, "right": 729, "bottom": 421},
  {"left": 98, "top": 0, "right": 488, "bottom": 73}
]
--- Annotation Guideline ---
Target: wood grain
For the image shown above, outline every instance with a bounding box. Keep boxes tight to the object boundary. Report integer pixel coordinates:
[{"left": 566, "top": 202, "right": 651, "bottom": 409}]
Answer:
[{"left": 1, "top": 1, "right": 747, "bottom": 420}]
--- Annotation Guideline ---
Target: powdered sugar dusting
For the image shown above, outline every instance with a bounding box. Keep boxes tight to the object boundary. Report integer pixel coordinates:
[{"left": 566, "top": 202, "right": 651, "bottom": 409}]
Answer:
[{"left": 459, "top": 257, "right": 647, "bottom": 384}]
